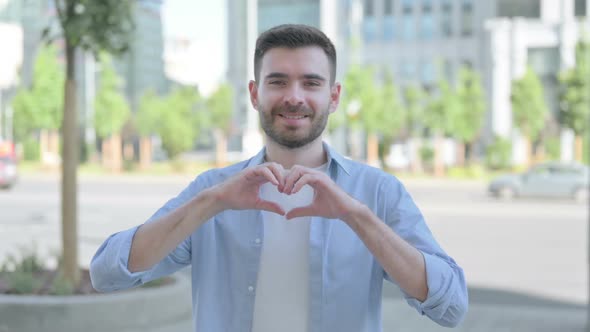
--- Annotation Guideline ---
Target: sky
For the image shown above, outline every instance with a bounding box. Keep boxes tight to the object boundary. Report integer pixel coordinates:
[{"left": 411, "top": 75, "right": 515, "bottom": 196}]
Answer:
[{"left": 162, "top": 0, "right": 228, "bottom": 95}]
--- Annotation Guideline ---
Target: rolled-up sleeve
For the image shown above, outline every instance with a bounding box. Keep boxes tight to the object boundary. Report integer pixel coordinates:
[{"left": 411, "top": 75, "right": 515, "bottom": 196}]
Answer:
[
  {"left": 405, "top": 252, "right": 468, "bottom": 327},
  {"left": 383, "top": 178, "right": 468, "bottom": 327},
  {"left": 90, "top": 173, "right": 209, "bottom": 292}
]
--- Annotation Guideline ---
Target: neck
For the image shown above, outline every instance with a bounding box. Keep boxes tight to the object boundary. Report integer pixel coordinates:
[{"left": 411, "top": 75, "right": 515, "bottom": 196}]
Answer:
[{"left": 264, "top": 137, "right": 327, "bottom": 169}]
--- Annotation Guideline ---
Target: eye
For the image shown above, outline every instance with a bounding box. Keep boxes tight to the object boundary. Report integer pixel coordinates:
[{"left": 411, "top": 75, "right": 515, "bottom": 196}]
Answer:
[
  {"left": 304, "top": 81, "right": 321, "bottom": 87},
  {"left": 269, "top": 80, "right": 286, "bottom": 86}
]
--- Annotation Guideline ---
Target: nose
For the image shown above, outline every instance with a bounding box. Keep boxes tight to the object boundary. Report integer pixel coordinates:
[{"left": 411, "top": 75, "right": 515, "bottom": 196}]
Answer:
[{"left": 283, "top": 83, "right": 304, "bottom": 107}]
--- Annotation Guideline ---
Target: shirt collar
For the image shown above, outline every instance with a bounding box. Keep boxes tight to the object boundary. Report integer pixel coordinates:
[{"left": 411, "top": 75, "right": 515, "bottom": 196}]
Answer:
[{"left": 245, "top": 141, "right": 351, "bottom": 176}]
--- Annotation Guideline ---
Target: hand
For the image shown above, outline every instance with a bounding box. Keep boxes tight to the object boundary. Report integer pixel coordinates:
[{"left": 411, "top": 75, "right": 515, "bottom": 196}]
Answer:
[
  {"left": 281, "top": 165, "right": 363, "bottom": 221},
  {"left": 212, "top": 162, "right": 287, "bottom": 215}
]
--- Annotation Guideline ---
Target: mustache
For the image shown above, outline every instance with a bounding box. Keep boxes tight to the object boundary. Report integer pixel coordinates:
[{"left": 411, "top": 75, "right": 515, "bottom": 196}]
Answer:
[{"left": 272, "top": 105, "right": 313, "bottom": 116}]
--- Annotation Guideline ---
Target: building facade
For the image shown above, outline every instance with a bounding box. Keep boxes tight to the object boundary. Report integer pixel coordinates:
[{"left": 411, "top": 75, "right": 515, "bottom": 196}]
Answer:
[{"left": 227, "top": 0, "right": 589, "bottom": 163}]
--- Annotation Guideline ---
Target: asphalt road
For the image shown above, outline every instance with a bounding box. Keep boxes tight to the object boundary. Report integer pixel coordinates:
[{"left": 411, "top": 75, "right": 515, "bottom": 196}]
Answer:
[{"left": 0, "top": 174, "right": 587, "bottom": 308}]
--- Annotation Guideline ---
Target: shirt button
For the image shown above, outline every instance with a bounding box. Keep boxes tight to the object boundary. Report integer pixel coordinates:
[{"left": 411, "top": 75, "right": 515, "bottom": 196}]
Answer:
[
  {"left": 254, "top": 238, "right": 261, "bottom": 244},
  {"left": 248, "top": 286, "right": 254, "bottom": 292}
]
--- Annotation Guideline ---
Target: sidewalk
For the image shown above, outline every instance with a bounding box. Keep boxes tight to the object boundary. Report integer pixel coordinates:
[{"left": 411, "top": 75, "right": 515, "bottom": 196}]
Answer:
[
  {"left": 151, "top": 274, "right": 587, "bottom": 332},
  {"left": 381, "top": 283, "right": 586, "bottom": 332}
]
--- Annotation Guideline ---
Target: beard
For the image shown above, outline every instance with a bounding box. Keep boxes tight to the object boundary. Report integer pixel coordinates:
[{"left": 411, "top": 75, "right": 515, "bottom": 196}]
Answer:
[{"left": 259, "top": 104, "right": 329, "bottom": 149}]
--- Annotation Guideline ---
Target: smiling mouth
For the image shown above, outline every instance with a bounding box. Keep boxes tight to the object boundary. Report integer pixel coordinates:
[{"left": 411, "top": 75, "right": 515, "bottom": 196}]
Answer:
[{"left": 278, "top": 114, "right": 308, "bottom": 119}]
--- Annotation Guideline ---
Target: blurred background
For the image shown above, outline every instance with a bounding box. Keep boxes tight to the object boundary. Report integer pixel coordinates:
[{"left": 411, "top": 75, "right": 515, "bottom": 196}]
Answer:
[{"left": 0, "top": 0, "right": 588, "bottom": 331}]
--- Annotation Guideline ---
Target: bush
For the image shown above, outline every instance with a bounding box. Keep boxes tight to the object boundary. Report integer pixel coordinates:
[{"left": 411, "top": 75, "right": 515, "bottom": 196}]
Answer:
[
  {"left": 447, "top": 164, "right": 487, "bottom": 179},
  {"left": 544, "top": 136, "right": 560, "bottom": 161},
  {"left": 419, "top": 145, "right": 434, "bottom": 165},
  {"left": 486, "top": 136, "right": 512, "bottom": 170},
  {"left": 22, "top": 137, "right": 40, "bottom": 161}
]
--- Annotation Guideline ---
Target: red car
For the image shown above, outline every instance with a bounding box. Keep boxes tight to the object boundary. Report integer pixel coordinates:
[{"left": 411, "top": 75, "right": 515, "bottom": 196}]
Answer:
[{"left": 0, "top": 140, "right": 17, "bottom": 189}]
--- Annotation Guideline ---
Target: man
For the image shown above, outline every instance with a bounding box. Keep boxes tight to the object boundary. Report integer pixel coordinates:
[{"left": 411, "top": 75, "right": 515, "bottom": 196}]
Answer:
[{"left": 90, "top": 24, "right": 468, "bottom": 331}]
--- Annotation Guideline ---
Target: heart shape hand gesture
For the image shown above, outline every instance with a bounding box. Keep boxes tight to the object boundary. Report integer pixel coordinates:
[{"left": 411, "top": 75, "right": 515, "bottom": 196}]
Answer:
[{"left": 212, "top": 162, "right": 362, "bottom": 221}]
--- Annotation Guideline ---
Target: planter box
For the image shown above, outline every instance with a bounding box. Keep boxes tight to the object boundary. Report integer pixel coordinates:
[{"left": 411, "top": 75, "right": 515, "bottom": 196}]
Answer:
[{"left": 0, "top": 273, "right": 192, "bottom": 332}]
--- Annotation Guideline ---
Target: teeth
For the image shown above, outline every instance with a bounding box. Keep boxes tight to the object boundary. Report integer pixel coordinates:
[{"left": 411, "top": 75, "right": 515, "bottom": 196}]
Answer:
[{"left": 282, "top": 115, "right": 305, "bottom": 119}]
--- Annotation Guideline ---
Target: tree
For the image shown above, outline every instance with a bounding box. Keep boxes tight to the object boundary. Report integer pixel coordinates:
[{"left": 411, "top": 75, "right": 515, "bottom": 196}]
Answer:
[
  {"left": 559, "top": 38, "right": 590, "bottom": 162},
  {"left": 12, "top": 45, "right": 64, "bottom": 164},
  {"left": 207, "top": 83, "right": 234, "bottom": 167},
  {"left": 511, "top": 66, "right": 548, "bottom": 167},
  {"left": 136, "top": 90, "right": 163, "bottom": 169},
  {"left": 426, "top": 78, "right": 460, "bottom": 176},
  {"left": 402, "top": 85, "right": 426, "bottom": 173},
  {"left": 362, "top": 71, "right": 406, "bottom": 167},
  {"left": 157, "top": 87, "right": 204, "bottom": 160},
  {"left": 453, "top": 67, "right": 486, "bottom": 166},
  {"left": 94, "top": 53, "right": 131, "bottom": 172},
  {"left": 53, "top": 0, "right": 134, "bottom": 285}
]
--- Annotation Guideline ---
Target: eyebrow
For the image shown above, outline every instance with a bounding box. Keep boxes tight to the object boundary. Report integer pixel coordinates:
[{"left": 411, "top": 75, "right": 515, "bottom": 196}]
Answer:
[{"left": 264, "top": 72, "right": 327, "bottom": 82}]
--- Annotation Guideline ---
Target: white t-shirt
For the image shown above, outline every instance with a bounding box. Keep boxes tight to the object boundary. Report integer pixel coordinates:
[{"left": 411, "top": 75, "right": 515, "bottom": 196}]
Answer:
[{"left": 252, "top": 163, "right": 328, "bottom": 332}]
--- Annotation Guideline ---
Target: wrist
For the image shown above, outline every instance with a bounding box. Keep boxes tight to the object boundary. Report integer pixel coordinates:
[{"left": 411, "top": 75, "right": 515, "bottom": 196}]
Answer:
[
  {"left": 341, "top": 201, "right": 370, "bottom": 229},
  {"left": 191, "top": 186, "right": 225, "bottom": 221}
]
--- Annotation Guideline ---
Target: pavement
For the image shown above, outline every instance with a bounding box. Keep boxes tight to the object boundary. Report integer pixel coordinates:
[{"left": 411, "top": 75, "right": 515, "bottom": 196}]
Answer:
[
  {"left": 1, "top": 174, "right": 587, "bottom": 331},
  {"left": 158, "top": 269, "right": 587, "bottom": 332}
]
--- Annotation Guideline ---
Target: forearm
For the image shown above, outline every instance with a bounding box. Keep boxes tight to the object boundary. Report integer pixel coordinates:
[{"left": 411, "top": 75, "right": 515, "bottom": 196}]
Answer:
[
  {"left": 128, "top": 187, "right": 222, "bottom": 272},
  {"left": 343, "top": 204, "right": 428, "bottom": 301}
]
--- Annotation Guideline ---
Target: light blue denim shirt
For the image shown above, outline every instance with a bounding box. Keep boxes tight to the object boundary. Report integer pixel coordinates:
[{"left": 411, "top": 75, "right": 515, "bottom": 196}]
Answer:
[{"left": 90, "top": 143, "right": 468, "bottom": 332}]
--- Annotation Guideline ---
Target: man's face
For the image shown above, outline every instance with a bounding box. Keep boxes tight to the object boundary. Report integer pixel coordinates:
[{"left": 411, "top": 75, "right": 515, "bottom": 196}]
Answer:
[{"left": 249, "top": 46, "right": 341, "bottom": 149}]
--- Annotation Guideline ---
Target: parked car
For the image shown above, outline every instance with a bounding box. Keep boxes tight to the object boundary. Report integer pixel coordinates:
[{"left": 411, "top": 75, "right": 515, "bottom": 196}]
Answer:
[
  {"left": 0, "top": 139, "right": 17, "bottom": 189},
  {"left": 488, "top": 162, "right": 589, "bottom": 202}
]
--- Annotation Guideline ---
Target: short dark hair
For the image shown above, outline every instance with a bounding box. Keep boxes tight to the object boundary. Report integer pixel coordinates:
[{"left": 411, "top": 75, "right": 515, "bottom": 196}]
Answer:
[{"left": 254, "top": 24, "right": 337, "bottom": 84}]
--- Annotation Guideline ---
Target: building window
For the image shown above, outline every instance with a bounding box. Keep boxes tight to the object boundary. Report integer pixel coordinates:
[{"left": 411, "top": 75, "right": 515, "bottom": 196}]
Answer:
[
  {"left": 384, "top": 0, "right": 394, "bottom": 15},
  {"left": 401, "top": 0, "right": 414, "bottom": 40},
  {"left": 441, "top": 0, "right": 453, "bottom": 38},
  {"left": 575, "top": 0, "right": 587, "bottom": 17},
  {"left": 364, "top": 0, "right": 374, "bottom": 17},
  {"left": 460, "top": 0, "right": 473, "bottom": 37},
  {"left": 496, "top": 0, "right": 540, "bottom": 19},
  {"left": 383, "top": 16, "right": 395, "bottom": 41},
  {"left": 402, "top": 16, "right": 415, "bottom": 40},
  {"left": 402, "top": 0, "right": 413, "bottom": 14},
  {"left": 421, "top": 0, "right": 432, "bottom": 13},
  {"left": 420, "top": 13, "right": 435, "bottom": 39},
  {"left": 363, "top": 17, "right": 378, "bottom": 43}
]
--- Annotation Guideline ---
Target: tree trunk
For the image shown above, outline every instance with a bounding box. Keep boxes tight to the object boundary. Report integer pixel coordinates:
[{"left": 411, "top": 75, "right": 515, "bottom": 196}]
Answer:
[
  {"left": 111, "top": 133, "right": 122, "bottom": 173},
  {"left": 523, "top": 137, "right": 531, "bottom": 168},
  {"left": 40, "top": 129, "right": 49, "bottom": 165},
  {"left": 140, "top": 136, "right": 152, "bottom": 170},
  {"left": 575, "top": 135, "right": 583, "bottom": 162},
  {"left": 456, "top": 141, "right": 465, "bottom": 168},
  {"left": 61, "top": 43, "right": 80, "bottom": 286},
  {"left": 214, "top": 129, "right": 228, "bottom": 168},
  {"left": 366, "top": 133, "right": 380, "bottom": 167},
  {"left": 410, "top": 138, "right": 423, "bottom": 174},
  {"left": 101, "top": 138, "right": 110, "bottom": 169}
]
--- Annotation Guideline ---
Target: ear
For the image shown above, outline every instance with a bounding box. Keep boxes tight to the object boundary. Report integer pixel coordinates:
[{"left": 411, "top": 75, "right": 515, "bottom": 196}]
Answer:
[
  {"left": 249, "top": 80, "right": 259, "bottom": 110},
  {"left": 328, "top": 82, "right": 341, "bottom": 114}
]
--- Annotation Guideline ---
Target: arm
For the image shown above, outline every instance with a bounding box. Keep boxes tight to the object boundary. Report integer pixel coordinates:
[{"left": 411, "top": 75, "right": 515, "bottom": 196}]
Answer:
[
  {"left": 283, "top": 166, "right": 468, "bottom": 327},
  {"left": 90, "top": 162, "right": 287, "bottom": 291},
  {"left": 130, "top": 162, "right": 288, "bottom": 272},
  {"left": 127, "top": 186, "right": 221, "bottom": 272},
  {"left": 343, "top": 204, "right": 428, "bottom": 301}
]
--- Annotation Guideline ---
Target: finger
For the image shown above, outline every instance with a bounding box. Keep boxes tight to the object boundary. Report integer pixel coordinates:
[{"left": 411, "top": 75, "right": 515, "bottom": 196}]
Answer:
[
  {"left": 264, "top": 163, "right": 285, "bottom": 191},
  {"left": 283, "top": 167, "right": 305, "bottom": 194},
  {"left": 285, "top": 205, "right": 314, "bottom": 219},
  {"left": 291, "top": 173, "right": 319, "bottom": 194},
  {"left": 257, "top": 200, "right": 285, "bottom": 216},
  {"left": 248, "top": 167, "right": 279, "bottom": 186}
]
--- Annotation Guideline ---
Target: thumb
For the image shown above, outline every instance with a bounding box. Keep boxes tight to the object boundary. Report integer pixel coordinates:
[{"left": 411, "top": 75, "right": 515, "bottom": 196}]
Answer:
[
  {"left": 258, "top": 200, "right": 286, "bottom": 216},
  {"left": 285, "top": 205, "right": 314, "bottom": 220}
]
